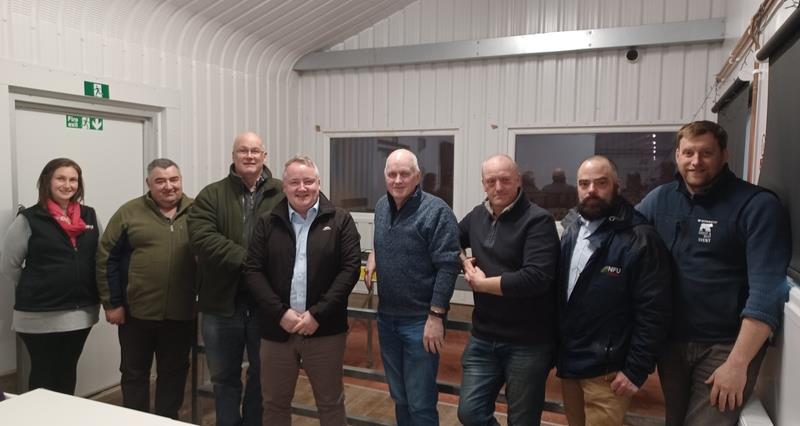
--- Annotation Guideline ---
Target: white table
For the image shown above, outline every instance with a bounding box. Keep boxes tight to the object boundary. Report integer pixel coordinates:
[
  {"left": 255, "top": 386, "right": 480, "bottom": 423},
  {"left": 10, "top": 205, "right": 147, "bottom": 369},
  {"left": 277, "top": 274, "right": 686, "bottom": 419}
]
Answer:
[{"left": 0, "top": 388, "right": 192, "bottom": 425}]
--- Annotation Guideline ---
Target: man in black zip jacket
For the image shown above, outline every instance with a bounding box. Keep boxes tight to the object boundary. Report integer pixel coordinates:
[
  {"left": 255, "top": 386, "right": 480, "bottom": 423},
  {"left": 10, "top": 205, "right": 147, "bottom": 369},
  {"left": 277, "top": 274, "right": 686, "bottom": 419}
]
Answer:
[
  {"left": 457, "top": 154, "right": 559, "bottom": 426},
  {"left": 557, "top": 156, "right": 672, "bottom": 426},
  {"left": 244, "top": 155, "right": 361, "bottom": 425}
]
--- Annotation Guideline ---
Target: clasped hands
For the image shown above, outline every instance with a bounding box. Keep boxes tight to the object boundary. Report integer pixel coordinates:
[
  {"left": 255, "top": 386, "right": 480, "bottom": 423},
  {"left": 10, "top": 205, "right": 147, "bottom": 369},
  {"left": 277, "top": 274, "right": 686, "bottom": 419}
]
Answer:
[
  {"left": 461, "top": 256, "right": 486, "bottom": 292},
  {"left": 280, "top": 309, "right": 319, "bottom": 336}
]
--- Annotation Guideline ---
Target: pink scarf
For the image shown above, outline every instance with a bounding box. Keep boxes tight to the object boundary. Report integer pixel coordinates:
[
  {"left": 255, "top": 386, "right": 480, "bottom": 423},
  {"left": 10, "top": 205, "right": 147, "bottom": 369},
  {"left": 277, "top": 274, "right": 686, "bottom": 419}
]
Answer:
[{"left": 46, "top": 199, "right": 87, "bottom": 247}]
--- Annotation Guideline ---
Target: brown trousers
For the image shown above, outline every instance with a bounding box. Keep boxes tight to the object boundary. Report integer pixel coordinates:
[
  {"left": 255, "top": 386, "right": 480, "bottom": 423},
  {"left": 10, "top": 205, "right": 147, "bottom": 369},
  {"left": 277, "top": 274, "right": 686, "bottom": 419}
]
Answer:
[
  {"left": 562, "top": 372, "right": 632, "bottom": 426},
  {"left": 260, "top": 332, "right": 347, "bottom": 426}
]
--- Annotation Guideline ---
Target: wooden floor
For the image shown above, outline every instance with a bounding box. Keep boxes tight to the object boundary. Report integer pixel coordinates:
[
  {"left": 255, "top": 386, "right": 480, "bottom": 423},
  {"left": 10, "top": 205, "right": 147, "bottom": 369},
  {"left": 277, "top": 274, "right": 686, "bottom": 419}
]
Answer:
[
  {"left": 91, "top": 374, "right": 528, "bottom": 426},
  {"left": 5, "top": 294, "right": 664, "bottom": 425}
]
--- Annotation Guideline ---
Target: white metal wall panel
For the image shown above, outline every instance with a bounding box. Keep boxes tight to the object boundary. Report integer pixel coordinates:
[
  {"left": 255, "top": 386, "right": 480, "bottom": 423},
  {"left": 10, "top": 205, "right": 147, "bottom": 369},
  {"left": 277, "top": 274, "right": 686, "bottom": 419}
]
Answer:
[
  {"left": 299, "top": 0, "right": 727, "bottom": 226},
  {"left": 1, "top": 0, "right": 416, "bottom": 194},
  {"left": 0, "top": 0, "right": 418, "bottom": 379}
]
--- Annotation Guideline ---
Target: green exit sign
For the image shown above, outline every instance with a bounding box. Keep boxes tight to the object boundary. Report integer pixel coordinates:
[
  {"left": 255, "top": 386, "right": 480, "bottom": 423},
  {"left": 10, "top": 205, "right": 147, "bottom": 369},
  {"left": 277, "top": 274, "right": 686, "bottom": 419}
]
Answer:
[
  {"left": 66, "top": 114, "right": 104, "bottom": 131},
  {"left": 84, "top": 81, "right": 109, "bottom": 99}
]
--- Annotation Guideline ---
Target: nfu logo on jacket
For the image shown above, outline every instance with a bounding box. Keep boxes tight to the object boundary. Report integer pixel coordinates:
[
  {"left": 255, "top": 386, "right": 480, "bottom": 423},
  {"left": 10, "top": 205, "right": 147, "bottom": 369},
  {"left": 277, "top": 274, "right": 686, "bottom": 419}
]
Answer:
[
  {"left": 600, "top": 265, "right": 622, "bottom": 277},
  {"left": 697, "top": 219, "right": 717, "bottom": 243}
]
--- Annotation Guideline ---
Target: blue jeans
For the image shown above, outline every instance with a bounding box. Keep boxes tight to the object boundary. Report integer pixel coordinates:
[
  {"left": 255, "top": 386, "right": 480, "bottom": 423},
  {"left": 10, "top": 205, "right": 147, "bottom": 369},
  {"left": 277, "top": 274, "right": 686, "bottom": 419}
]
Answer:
[
  {"left": 377, "top": 313, "right": 440, "bottom": 426},
  {"left": 457, "top": 336, "right": 554, "bottom": 426},
  {"left": 202, "top": 304, "right": 262, "bottom": 426}
]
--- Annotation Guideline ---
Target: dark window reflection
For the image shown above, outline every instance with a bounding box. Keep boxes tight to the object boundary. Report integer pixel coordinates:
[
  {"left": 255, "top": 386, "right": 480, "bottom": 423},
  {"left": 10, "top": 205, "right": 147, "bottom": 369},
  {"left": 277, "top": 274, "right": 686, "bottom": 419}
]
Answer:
[
  {"left": 330, "top": 136, "right": 455, "bottom": 212},
  {"left": 515, "top": 132, "right": 675, "bottom": 219}
]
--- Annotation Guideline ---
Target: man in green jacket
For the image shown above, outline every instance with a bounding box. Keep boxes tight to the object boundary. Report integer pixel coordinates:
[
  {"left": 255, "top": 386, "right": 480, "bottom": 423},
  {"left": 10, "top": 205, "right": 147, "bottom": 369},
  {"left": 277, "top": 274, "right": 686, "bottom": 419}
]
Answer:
[
  {"left": 97, "top": 158, "right": 195, "bottom": 420},
  {"left": 188, "top": 131, "right": 284, "bottom": 426}
]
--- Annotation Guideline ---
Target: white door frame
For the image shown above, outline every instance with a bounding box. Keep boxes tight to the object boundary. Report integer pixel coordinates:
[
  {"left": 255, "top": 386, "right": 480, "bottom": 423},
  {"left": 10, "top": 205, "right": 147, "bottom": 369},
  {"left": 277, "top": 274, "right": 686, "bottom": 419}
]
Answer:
[
  {"left": 0, "top": 59, "right": 180, "bottom": 387},
  {"left": 10, "top": 91, "right": 161, "bottom": 205}
]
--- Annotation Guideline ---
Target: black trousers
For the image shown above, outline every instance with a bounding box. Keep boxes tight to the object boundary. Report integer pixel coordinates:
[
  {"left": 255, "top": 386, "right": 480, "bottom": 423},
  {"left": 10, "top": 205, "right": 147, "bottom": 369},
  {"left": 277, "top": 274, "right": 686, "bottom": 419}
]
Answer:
[
  {"left": 18, "top": 328, "right": 91, "bottom": 395},
  {"left": 118, "top": 316, "right": 193, "bottom": 420}
]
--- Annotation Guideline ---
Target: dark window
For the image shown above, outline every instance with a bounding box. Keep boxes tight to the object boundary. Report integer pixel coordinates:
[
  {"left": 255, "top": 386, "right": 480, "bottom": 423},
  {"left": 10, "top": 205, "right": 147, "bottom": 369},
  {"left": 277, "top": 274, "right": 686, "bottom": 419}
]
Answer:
[
  {"left": 716, "top": 80, "right": 752, "bottom": 178},
  {"left": 515, "top": 132, "right": 676, "bottom": 220},
  {"left": 330, "top": 135, "right": 455, "bottom": 212}
]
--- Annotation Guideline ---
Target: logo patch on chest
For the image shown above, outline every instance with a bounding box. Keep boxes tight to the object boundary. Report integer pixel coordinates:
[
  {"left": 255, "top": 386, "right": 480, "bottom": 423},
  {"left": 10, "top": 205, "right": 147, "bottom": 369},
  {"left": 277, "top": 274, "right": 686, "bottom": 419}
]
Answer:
[
  {"left": 697, "top": 219, "right": 717, "bottom": 243},
  {"left": 600, "top": 265, "right": 622, "bottom": 277}
]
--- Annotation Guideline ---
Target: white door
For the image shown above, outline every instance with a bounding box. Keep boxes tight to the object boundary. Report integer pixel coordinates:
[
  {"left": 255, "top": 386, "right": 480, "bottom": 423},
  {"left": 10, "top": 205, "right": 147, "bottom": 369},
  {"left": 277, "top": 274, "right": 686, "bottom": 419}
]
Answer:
[{"left": 13, "top": 106, "right": 145, "bottom": 396}]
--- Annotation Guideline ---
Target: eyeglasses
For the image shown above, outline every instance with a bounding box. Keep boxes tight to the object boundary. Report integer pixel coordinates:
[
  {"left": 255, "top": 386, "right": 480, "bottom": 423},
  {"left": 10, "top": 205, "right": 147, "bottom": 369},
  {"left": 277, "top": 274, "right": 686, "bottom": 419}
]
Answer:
[{"left": 235, "top": 148, "right": 265, "bottom": 157}]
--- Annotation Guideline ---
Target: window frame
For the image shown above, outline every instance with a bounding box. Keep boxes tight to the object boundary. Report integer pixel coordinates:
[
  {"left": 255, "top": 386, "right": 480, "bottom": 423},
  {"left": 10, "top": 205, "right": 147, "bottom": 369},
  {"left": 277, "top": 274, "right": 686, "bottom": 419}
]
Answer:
[
  {"left": 508, "top": 124, "right": 681, "bottom": 224},
  {"left": 508, "top": 124, "right": 682, "bottom": 156},
  {"left": 323, "top": 128, "right": 460, "bottom": 221}
]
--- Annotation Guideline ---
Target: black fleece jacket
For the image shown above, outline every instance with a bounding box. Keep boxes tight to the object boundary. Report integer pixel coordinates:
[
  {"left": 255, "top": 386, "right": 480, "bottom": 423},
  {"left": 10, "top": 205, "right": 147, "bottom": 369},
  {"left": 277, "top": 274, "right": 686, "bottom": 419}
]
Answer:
[
  {"left": 243, "top": 194, "right": 361, "bottom": 342},
  {"left": 459, "top": 193, "right": 560, "bottom": 345}
]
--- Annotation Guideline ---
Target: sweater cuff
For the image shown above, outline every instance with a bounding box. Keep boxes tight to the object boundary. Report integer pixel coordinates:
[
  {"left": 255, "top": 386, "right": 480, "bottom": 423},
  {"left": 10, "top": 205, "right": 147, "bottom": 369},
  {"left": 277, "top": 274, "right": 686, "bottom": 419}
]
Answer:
[
  {"left": 742, "top": 278, "right": 790, "bottom": 332},
  {"left": 622, "top": 366, "right": 648, "bottom": 389}
]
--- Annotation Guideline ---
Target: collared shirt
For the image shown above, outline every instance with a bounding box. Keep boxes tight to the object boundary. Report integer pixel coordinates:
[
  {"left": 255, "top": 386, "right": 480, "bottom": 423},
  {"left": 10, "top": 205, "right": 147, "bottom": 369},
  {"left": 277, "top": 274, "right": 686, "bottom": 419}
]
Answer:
[
  {"left": 288, "top": 199, "right": 320, "bottom": 312},
  {"left": 479, "top": 189, "right": 524, "bottom": 246},
  {"left": 482, "top": 188, "right": 523, "bottom": 218},
  {"left": 567, "top": 216, "right": 604, "bottom": 300}
]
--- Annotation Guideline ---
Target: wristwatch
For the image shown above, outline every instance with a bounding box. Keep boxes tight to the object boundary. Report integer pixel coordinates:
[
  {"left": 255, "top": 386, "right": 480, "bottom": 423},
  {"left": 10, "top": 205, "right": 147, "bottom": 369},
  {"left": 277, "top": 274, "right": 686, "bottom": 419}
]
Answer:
[{"left": 428, "top": 309, "right": 447, "bottom": 319}]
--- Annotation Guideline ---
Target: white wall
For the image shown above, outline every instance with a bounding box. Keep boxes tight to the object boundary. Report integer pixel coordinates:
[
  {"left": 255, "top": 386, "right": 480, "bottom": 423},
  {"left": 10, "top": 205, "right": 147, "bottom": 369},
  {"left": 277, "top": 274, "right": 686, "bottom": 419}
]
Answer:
[
  {"left": 716, "top": 0, "right": 797, "bottom": 183},
  {"left": 299, "top": 0, "right": 727, "bottom": 220},
  {"left": 0, "top": 0, "right": 305, "bottom": 197},
  {"left": 720, "top": 0, "right": 796, "bottom": 88},
  {"left": 0, "top": 0, "right": 416, "bottom": 378},
  {"left": 0, "top": 0, "right": 294, "bottom": 377}
]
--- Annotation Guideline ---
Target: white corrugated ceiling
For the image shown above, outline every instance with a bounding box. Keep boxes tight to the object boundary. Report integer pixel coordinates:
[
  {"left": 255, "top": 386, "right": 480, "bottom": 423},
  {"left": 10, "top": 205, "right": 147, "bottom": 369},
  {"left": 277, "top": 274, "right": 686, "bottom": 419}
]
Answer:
[{"left": 7, "top": 0, "right": 417, "bottom": 69}]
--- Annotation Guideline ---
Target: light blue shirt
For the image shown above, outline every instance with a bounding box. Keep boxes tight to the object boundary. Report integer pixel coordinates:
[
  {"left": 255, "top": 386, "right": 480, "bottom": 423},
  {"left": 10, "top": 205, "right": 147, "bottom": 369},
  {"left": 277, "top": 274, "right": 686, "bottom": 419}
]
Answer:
[
  {"left": 288, "top": 199, "right": 320, "bottom": 312},
  {"left": 567, "top": 216, "right": 604, "bottom": 300}
]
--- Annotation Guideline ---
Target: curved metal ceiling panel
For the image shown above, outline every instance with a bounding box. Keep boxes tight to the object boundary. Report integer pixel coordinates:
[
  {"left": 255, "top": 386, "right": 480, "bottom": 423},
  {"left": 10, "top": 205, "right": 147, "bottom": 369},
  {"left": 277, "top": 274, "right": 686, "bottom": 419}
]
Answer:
[
  {"left": 8, "top": 0, "right": 416, "bottom": 72},
  {"left": 2, "top": 0, "right": 417, "bottom": 191}
]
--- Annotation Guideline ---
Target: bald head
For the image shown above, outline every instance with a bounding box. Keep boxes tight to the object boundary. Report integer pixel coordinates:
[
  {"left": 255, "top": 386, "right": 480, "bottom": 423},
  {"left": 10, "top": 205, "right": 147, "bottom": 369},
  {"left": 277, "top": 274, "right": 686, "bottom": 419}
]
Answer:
[
  {"left": 482, "top": 154, "right": 521, "bottom": 216},
  {"left": 481, "top": 154, "right": 519, "bottom": 178},
  {"left": 577, "top": 156, "right": 619, "bottom": 185},
  {"left": 233, "top": 131, "right": 264, "bottom": 152},
  {"left": 384, "top": 149, "right": 420, "bottom": 174},
  {"left": 384, "top": 149, "right": 421, "bottom": 208},
  {"left": 576, "top": 155, "right": 619, "bottom": 220},
  {"left": 231, "top": 131, "right": 267, "bottom": 183}
]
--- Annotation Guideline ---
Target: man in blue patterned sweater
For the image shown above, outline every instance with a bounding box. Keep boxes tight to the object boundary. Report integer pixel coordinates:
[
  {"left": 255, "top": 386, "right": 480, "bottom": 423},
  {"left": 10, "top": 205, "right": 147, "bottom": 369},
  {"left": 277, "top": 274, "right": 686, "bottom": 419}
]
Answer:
[{"left": 365, "top": 148, "right": 461, "bottom": 426}]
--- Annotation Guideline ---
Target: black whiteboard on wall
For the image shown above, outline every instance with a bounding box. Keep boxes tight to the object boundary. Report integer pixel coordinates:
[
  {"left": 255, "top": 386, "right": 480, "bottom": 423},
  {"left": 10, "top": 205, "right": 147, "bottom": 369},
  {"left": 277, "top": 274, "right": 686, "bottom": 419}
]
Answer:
[
  {"left": 717, "top": 82, "right": 750, "bottom": 179},
  {"left": 758, "top": 18, "right": 800, "bottom": 278}
]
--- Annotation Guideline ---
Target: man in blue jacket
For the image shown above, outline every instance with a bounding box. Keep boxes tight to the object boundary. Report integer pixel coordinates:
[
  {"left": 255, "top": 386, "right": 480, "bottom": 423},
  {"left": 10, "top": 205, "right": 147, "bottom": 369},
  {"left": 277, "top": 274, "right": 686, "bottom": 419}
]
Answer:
[
  {"left": 558, "top": 155, "right": 672, "bottom": 426},
  {"left": 637, "top": 121, "right": 791, "bottom": 425},
  {"left": 364, "top": 148, "right": 461, "bottom": 426}
]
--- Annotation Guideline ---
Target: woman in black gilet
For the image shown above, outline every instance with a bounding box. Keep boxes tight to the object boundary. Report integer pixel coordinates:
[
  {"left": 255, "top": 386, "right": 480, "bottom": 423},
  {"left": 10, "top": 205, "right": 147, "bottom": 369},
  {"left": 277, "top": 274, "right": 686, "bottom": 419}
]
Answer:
[{"left": 0, "top": 158, "right": 100, "bottom": 394}]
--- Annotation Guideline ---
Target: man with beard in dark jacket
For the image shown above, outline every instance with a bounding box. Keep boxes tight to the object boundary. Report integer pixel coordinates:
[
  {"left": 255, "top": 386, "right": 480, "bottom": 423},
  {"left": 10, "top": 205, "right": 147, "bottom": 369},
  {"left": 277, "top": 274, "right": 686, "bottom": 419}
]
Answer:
[{"left": 557, "top": 155, "right": 672, "bottom": 426}]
